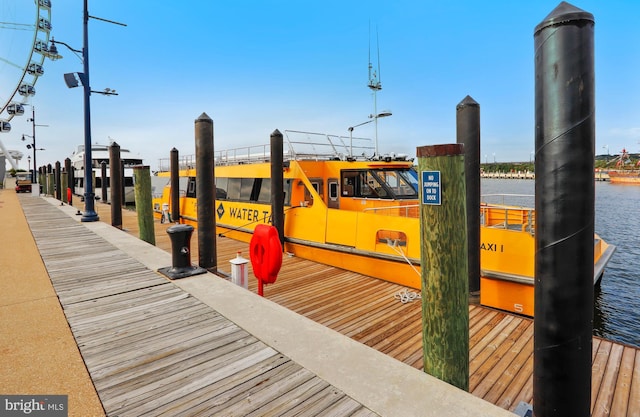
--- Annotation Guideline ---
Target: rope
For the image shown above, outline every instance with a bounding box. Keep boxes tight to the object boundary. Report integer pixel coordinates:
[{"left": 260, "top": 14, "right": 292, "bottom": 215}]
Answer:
[{"left": 394, "top": 288, "right": 422, "bottom": 304}]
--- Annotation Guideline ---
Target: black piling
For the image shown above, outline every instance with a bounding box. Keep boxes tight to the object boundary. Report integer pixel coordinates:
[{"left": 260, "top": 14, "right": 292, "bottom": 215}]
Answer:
[
  {"left": 170, "top": 147, "right": 180, "bottom": 222},
  {"left": 64, "top": 158, "right": 72, "bottom": 204},
  {"left": 270, "top": 129, "right": 285, "bottom": 247},
  {"left": 533, "top": 3, "right": 595, "bottom": 416},
  {"left": 109, "top": 142, "right": 123, "bottom": 229},
  {"left": 456, "top": 95, "right": 481, "bottom": 301},
  {"left": 195, "top": 113, "right": 217, "bottom": 272},
  {"left": 100, "top": 161, "right": 107, "bottom": 202},
  {"left": 54, "top": 161, "right": 61, "bottom": 200},
  {"left": 47, "top": 164, "right": 53, "bottom": 196}
]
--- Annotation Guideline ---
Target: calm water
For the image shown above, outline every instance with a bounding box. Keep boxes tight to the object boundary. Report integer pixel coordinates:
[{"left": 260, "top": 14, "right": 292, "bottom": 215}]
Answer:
[{"left": 482, "top": 179, "right": 640, "bottom": 348}]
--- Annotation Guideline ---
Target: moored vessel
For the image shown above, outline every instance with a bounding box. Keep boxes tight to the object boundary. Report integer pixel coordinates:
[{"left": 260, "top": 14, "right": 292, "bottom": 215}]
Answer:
[
  {"left": 152, "top": 131, "right": 615, "bottom": 317},
  {"left": 70, "top": 143, "right": 143, "bottom": 204}
]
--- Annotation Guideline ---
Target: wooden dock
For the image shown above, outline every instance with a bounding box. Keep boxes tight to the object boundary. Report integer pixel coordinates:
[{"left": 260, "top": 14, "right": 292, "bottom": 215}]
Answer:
[
  {"left": 34, "top": 197, "right": 640, "bottom": 416},
  {"left": 21, "top": 199, "right": 378, "bottom": 416}
]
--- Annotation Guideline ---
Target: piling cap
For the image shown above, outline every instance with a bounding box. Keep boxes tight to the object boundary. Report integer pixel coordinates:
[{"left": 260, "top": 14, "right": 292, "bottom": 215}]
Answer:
[
  {"left": 535, "top": 1, "right": 594, "bottom": 35},
  {"left": 456, "top": 95, "right": 479, "bottom": 111}
]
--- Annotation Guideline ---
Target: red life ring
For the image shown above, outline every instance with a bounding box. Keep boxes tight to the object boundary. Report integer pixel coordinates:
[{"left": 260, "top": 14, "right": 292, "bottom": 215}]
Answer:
[{"left": 249, "top": 224, "right": 282, "bottom": 286}]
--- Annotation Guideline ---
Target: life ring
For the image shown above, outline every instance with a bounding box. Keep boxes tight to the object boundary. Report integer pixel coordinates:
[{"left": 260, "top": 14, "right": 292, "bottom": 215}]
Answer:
[{"left": 249, "top": 224, "right": 282, "bottom": 286}]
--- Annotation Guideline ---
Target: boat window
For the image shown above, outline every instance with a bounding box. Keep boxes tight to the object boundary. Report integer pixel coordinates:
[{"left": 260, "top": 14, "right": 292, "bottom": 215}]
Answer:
[
  {"left": 240, "top": 178, "right": 254, "bottom": 200},
  {"left": 257, "top": 179, "right": 271, "bottom": 203},
  {"left": 341, "top": 170, "right": 389, "bottom": 198},
  {"left": 226, "top": 178, "right": 241, "bottom": 200},
  {"left": 215, "top": 177, "right": 228, "bottom": 199},
  {"left": 329, "top": 181, "right": 338, "bottom": 200},
  {"left": 186, "top": 177, "right": 197, "bottom": 198},
  {"left": 373, "top": 169, "right": 418, "bottom": 198},
  {"left": 124, "top": 177, "right": 134, "bottom": 187}
]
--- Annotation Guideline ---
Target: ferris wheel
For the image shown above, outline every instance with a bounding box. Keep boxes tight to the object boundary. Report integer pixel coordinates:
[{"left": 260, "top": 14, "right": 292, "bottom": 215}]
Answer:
[{"left": 0, "top": 0, "right": 55, "bottom": 169}]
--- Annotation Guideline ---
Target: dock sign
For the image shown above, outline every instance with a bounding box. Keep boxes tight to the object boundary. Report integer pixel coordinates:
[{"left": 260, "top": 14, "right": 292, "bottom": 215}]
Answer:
[{"left": 421, "top": 171, "right": 441, "bottom": 205}]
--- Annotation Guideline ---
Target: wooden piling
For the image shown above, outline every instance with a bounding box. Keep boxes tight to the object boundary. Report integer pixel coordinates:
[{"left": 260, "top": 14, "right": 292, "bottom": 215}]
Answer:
[
  {"left": 417, "top": 143, "right": 469, "bottom": 391},
  {"left": 133, "top": 165, "right": 156, "bottom": 245}
]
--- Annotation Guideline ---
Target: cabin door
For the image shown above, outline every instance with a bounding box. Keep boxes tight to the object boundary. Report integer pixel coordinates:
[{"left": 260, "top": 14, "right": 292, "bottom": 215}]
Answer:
[{"left": 327, "top": 178, "right": 339, "bottom": 209}]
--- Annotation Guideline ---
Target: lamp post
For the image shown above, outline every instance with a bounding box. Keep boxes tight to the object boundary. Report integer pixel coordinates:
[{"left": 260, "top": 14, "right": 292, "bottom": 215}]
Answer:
[
  {"left": 21, "top": 133, "right": 45, "bottom": 184},
  {"left": 48, "top": 0, "right": 125, "bottom": 222},
  {"left": 20, "top": 106, "right": 48, "bottom": 184}
]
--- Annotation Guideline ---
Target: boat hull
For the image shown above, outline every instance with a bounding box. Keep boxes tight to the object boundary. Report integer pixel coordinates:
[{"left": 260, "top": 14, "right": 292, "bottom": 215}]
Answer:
[{"left": 608, "top": 170, "right": 640, "bottom": 184}]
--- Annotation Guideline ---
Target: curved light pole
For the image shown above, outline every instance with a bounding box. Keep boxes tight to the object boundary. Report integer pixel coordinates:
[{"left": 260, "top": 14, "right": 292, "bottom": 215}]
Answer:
[{"left": 348, "top": 110, "right": 392, "bottom": 158}]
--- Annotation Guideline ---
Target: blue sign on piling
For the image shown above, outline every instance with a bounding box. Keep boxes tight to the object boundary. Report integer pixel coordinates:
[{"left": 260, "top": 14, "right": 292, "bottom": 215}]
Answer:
[{"left": 422, "top": 171, "right": 441, "bottom": 205}]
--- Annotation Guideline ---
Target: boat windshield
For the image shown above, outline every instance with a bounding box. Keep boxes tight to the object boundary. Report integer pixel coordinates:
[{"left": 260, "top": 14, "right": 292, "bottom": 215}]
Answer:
[
  {"left": 343, "top": 168, "right": 418, "bottom": 199},
  {"left": 373, "top": 168, "right": 419, "bottom": 199}
]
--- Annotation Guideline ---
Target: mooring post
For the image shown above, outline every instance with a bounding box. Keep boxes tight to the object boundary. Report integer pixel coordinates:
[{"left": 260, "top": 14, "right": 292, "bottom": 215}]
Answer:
[
  {"left": 62, "top": 158, "right": 73, "bottom": 205},
  {"left": 100, "top": 161, "right": 107, "bottom": 202},
  {"left": 195, "top": 112, "right": 217, "bottom": 272},
  {"left": 456, "top": 95, "right": 481, "bottom": 303},
  {"left": 170, "top": 147, "right": 180, "bottom": 223},
  {"left": 133, "top": 165, "right": 156, "bottom": 245},
  {"left": 533, "top": 3, "right": 595, "bottom": 416},
  {"left": 64, "top": 158, "right": 72, "bottom": 204},
  {"left": 109, "top": 142, "right": 123, "bottom": 229},
  {"left": 47, "top": 164, "right": 53, "bottom": 196},
  {"left": 417, "top": 143, "right": 469, "bottom": 391},
  {"left": 54, "top": 161, "right": 61, "bottom": 200},
  {"left": 270, "top": 129, "right": 285, "bottom": 248}
]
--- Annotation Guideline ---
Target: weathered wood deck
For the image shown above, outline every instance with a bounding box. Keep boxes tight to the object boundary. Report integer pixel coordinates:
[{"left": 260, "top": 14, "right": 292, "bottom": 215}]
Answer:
[
  {"left": 52, "top": 198, "right": 640, "bottom": 415},
  {"left": 21, "top": 198, "right": 379, "bottom": 417}
]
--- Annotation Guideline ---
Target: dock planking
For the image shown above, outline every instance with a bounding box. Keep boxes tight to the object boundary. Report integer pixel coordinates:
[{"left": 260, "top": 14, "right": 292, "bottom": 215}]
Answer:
[
  {"left": 34, "top": 197, "right": 640, "bottom": 416},
  {"left": 20, "top": 197, "right": 378, "bottom": 417}
]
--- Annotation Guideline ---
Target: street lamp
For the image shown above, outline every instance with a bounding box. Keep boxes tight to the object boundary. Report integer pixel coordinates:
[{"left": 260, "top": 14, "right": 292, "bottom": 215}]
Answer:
[
  {"left": 21, "top": 133, "right": 46, "bottom": 183},
  {"left": 348, "top": 110, "right": 392, "bottom": 158},
  {"left": 48, "top": 0, "right": 125, "bottom": 222},
  {"left": 20, "top": 105, "right": 48, "bottom": 185}
]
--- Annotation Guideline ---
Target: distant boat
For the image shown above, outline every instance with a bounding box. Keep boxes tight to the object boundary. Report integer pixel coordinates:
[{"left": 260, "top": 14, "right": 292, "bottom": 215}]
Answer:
[
  {"left": 70, "top": 144, "right": 143, "bottom": 204},
  {"left": 607, "top": 148, "right": 640, "bottom": 185}
]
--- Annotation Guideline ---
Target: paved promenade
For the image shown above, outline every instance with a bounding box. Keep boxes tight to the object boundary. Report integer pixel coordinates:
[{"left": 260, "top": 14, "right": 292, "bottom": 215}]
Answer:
[{"left": 0, "top": 181, "right": 105, "bottom": 416}]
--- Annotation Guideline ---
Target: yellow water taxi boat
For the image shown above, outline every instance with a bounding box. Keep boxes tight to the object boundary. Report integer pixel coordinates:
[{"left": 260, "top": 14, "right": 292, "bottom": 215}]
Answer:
[{"left": 152, "top": 131, "right": 615, "bottom": 317}]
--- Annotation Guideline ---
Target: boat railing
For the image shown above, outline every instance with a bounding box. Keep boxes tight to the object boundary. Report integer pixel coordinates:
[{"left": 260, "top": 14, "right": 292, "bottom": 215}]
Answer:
[
  {"left": 481, "top": 194, "right": 535, "bottom": 235},
  {"left": 363, "top": 204, "right": 420, "bottom": 218},
  {"left": 156, "top": 130, "right": 377, "bottom": 171}
]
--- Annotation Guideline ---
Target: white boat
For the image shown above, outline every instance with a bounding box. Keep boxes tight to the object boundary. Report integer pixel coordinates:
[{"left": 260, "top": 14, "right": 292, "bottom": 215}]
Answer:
[{"left": 70, "top": 144, "right": 143, "bottom": 204}]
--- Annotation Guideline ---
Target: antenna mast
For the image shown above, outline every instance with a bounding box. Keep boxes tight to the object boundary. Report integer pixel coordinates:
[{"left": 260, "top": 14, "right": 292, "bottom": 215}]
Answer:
[{"left": 368, "top": 24, "right": 383, "bottom": 156}]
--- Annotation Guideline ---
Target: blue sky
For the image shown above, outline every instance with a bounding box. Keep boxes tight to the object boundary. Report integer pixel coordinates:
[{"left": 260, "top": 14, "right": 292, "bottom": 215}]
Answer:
[{"left": 2, "top": 0, "right": 640, "bottom": 171}]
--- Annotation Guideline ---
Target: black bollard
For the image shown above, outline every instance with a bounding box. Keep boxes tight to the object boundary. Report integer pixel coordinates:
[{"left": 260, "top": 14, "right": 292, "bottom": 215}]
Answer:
[
  {"left": 456, "top": 95, "right": 481, "bottom": 301},
  {"left": 64, "top": 158, "right": 72, "bottom": 204},
  {"left": 195, "top": 113, "right": 217, "bottom": 272},
  {"left": 54, "top": 161, "right": 61, "bottom": 200},
  {"left": 170, "top": 147, "right": 180, "bottom": 223},
  {"left": 270, "top": 129, "right": 285, "bottom": 248},
  {"left": 158, "top": 224, "right": 206, "bottom": 279},
  {"left": 110, "top": 142, "right": 123, "bottom": 229},
  {"left": 100, "top": 161, "right": 107, "bottom": 203},
  {"left": 533, "top": 3, "right": 595, "bottom": 416}
]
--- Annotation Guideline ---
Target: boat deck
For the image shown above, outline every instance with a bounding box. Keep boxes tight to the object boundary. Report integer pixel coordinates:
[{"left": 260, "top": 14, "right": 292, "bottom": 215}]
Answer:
[{"left": 38, "top": 196, "right": 640, "bottom": 416}]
